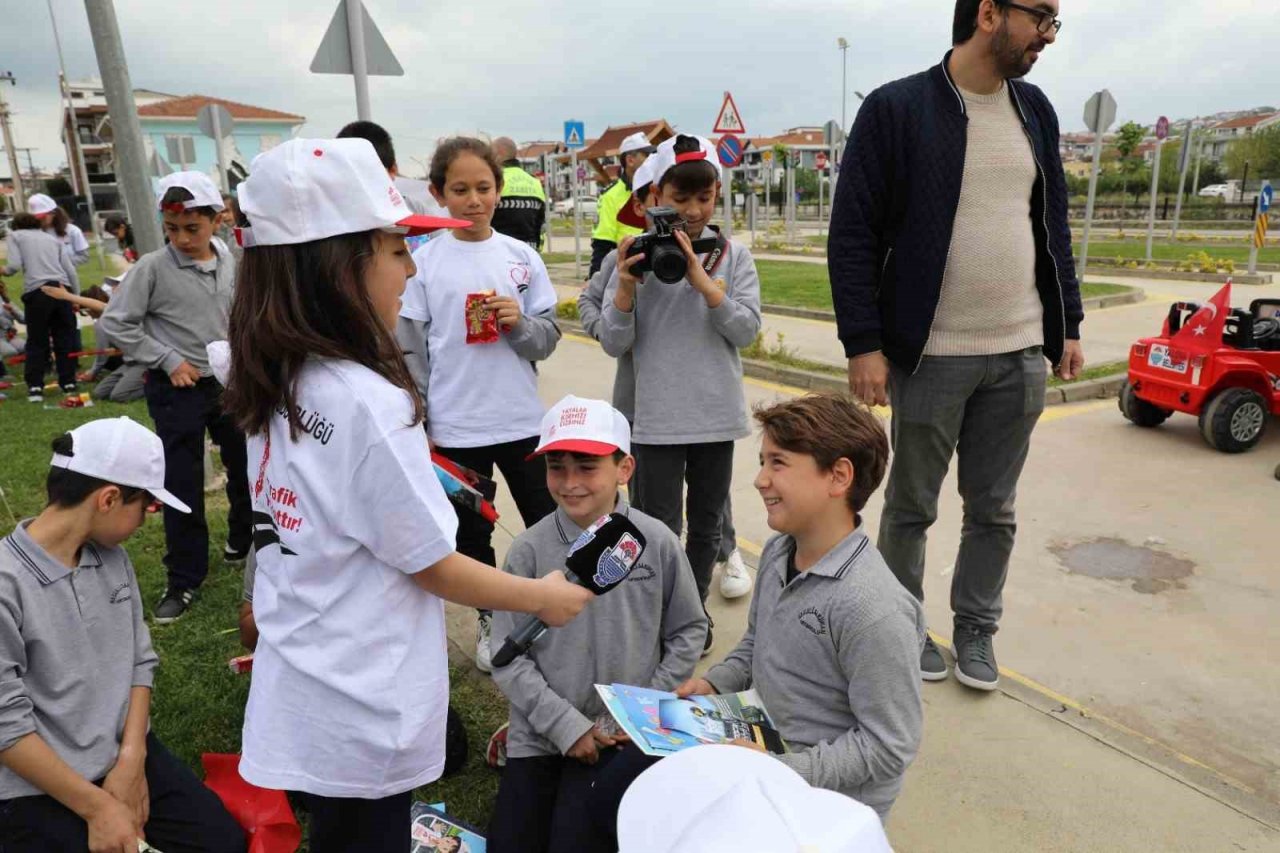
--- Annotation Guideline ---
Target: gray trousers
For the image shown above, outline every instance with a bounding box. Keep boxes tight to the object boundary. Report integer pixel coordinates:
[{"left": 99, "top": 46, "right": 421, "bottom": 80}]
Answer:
[
  {"left": 878, "top": 347, "right": 1047, "bottom": 634},
  {"left": 91, "top": 363, "right": 146, "bottom": 403}
]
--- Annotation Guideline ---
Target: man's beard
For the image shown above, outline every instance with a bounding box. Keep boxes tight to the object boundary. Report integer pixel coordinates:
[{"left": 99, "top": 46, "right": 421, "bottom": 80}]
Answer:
[{"left": 991, "top": 21, "right": 1042, "bottom": 79}]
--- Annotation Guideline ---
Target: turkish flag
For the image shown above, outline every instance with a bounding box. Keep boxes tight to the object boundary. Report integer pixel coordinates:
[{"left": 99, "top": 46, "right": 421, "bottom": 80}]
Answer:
[{"left": 1169, "top": 280, "right": 1231, "bottom": 353}]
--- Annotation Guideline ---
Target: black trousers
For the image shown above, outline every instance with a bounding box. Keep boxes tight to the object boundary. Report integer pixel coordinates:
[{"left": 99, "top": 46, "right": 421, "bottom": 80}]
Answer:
[
  {"left": 20, "top": 288, "right": 77, "bottom": 390},
  {"left": 144, "top": 372, "right": 252, "bottom": 592},
  {"left": 488, "top": 745, "right": 658, "bottom": 853},
  {"left": 433, "top": 435, "right": 556, "bottom": 614},
  {"left": 300, "top": 790, "right": 411, "bottom": 853},
  {"left": 0, "top": 733, "right": 245, "bottom": 853},
  {"left": 632, "top": 441, "right": 735, "bottom": 602}
]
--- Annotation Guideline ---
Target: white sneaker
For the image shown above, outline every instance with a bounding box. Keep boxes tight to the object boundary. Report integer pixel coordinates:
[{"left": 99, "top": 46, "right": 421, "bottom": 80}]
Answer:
[
  {"left": 475, "top": 613, "right": 494, "bottom": 674},
  {"left": 718, "top": 549, "right": 753, "bottom": 599}
]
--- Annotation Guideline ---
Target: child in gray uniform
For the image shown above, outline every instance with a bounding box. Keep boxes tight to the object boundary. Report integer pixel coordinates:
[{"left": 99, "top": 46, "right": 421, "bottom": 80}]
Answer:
[
  {"left": 680, "top": 394, "right": 926, "bottom": 821},
  {"left": 489, "top": 395, "right": 707, "bottom": 853}
]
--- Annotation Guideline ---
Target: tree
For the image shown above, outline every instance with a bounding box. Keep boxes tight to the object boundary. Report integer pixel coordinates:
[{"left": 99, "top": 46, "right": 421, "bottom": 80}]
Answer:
[
  {"left": 1225, "top": 125, "right": 1280, "bottom": 183},
  {"left": 1114, "top": 121, "right": 1147, "bottom": 213}
]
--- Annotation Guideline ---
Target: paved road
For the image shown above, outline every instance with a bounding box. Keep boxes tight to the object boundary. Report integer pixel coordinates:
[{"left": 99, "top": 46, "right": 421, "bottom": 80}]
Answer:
[{"left": 446, "top": 329, "right": 1280, "bottom": 847}]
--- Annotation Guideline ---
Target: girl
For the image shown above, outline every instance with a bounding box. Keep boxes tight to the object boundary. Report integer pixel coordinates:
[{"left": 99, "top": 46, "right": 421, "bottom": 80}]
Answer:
[
  {"left": 223, "top": 136, "right": 592, "bottom": 853},
  {"left": 29, "top": 194, "right": 90, "bottom": 266},
  {"left": 1, "top": 213, "right": 80, "bottom": 400},
  {"left": 397, "top": 137, "right": 562, "bottom": 673}
]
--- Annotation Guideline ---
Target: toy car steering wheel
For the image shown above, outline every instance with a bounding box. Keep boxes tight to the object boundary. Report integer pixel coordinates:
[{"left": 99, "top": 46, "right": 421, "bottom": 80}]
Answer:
[{"left": 1253, "top": 317, "right": 1280, "bottom": 343}]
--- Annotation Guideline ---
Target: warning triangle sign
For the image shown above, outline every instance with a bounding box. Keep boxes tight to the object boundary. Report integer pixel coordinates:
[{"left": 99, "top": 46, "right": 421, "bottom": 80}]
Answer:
[
  {"left": 713, "top": 92, "right": 746, "bottom": 135},
  {"left": 310, "top": 0, "right": 404, "bottom": 76}
]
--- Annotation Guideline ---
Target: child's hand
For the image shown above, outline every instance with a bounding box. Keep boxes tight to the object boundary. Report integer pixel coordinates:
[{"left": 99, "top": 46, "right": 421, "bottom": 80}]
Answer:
[
  {"left": 86, "top": 791, "right": 142, "bottom": 853},
  {"left": 567, "top": 725, "right": 619, "bottom": 765},
  {"left": 614, "top": 237, "right": 645, "bottom": 310},
  {"left": 675, "top": 677, "right": 717, "bottom": 698},
  {"left": 168, "top": 361, "right": 201, "bottom": 388},
  {"left": 484, "top": 294, "right": 523, "bottom": 331},
  {"left": 672, "top": 231, "right": 722, "bottom": 307},
  {"left": 40, "top": 284, "right": 71, "bottom": 301},
  {"left": 533, "top": 570, "right": 594, "bottom": 627},
  {"left": 103, "top": 757, "right": 150, "bottom": 835}
]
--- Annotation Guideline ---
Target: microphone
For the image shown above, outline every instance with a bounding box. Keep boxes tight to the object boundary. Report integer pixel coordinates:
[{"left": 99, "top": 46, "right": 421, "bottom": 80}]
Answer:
[{"left": 491, "top": 512, "right": 647, "bottom": 668}]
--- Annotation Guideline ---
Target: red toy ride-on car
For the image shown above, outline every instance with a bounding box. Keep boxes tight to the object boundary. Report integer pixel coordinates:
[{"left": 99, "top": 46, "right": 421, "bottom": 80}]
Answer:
[{"left": 1120, "top": 281, "right": 1280, "bottom": 453}]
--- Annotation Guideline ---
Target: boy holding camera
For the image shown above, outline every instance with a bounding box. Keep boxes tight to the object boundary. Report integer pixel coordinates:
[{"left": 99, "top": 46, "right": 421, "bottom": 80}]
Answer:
[{"left": 599, "top": 134, "right": 762, "bottom": 651}]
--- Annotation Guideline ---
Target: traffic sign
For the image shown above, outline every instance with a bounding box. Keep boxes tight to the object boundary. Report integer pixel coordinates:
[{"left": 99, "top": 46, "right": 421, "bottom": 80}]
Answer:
[
  {"left": 716, "top": 134, "right": 744, "bottom": 168},
  {"left": 577, "top": 165, "right": 586, "bottom": 181},
  {"left": 197, "top": 103, "right": 234, "bottom": 140},
  {"left": 713, "top": 91, "right": 746, "bottom": 135},
  {"left": 823, "top": 119, "right": 845, "bottom": 147},
  {"left": 564, "top": 120, "right": 585, "bottom": 150},
  {"left": 816, "top": 151, "right": 829, "bottom": 170},
  {"left": 761, "top": 149, "right": 773, "bottom": 163},
  {"left": 1259, "top": 182, "right": 1272, "bottom": 214},
  {"left": 310, "top": 0, "right": 403, "bottom": 75},
  {"left": 1083, "top": 89, "right": 1117, "bottom": 135},
  {"left": 1155, "top": 116, "right": 1169, "bottom": 140}
]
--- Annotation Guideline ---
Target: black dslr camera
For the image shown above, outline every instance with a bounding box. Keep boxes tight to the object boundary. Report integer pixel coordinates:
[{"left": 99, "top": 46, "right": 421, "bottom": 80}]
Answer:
[{"left": 624, "top": 207, "right": 720, "bottom": 284}]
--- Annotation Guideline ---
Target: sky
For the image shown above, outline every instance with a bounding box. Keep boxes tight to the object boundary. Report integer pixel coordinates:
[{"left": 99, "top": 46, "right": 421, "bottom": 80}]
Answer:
[{"left": 2, "top": 0, "right": 1277, "bottom": 179}]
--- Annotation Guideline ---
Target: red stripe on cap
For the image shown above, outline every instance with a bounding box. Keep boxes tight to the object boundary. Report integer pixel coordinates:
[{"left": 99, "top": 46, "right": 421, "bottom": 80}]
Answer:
[
  {"left": 160, "top": 202, "right": 186, "bottom": 213},
  {"left": 528, "top": 438, "right": 621, "bottom": 459},
  {"left": 674, "top": 151, "right": 709, "bottom": 163}
]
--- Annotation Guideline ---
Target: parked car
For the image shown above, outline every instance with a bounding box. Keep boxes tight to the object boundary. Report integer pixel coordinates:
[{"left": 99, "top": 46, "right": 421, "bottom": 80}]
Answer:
[
  {"left": 553, "top": 196, "right": 598, "bottom": 218},
  {"left": 1198, "top": 184, "right": 1231, "bottom": 199}
]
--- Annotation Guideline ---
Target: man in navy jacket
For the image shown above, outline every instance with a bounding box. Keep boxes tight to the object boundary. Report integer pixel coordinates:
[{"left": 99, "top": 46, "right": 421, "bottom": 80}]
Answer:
[{"left": 828, "top": 0, "right": 1084, "bottom": 691}]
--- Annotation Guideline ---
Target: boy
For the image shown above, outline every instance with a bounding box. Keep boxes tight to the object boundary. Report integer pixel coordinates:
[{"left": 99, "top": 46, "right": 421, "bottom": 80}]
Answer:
[
  {"left": 679, "top": 394, "right": 926, "bottom": 820},
  {"left": 489, "top": 395, "right": 707, "bottom": 853},
  {"left": 99, "top": 172, "right": 251, "bottom": 623},
  {"left": 0, "top": 417, "right": 245, "bottom": 851},
  {"left": 599, "top": 134, "right": 762, "bottom": 650}
]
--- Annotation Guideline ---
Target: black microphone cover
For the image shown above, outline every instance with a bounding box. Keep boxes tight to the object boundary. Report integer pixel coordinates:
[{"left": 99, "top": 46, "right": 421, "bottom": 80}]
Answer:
[{"left": 563, "top": 513, "right": 647, "bottom": 594}]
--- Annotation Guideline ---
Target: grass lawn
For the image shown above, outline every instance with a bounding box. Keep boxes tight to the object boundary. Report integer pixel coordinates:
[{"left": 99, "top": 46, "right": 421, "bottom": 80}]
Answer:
[
  {"left": 1085, "top": 241, "right": 1279, "bottom": 264},
  {"left": 1, "top": 351, "right": 510, "bottom": 839},
  {"left": 755, "top": 260, "right": 1128, "bottom": 311},
  {"left": 541, "top": 251, "right": 579, "bottom": 266}
]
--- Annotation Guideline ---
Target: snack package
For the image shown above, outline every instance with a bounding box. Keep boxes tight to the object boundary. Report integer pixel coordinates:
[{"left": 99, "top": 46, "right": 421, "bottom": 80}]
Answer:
[{"left": 465, "top": 290, "right": 499, "bottom": 344}]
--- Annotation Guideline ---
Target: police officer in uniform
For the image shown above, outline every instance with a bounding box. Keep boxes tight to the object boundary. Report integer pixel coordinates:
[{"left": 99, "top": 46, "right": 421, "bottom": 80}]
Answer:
[
  {"left": 588, "top": 132, "right": 656, "bottom": 277},
  {"left": 491, "top": 137, "right": 549, "bottom": 250}
]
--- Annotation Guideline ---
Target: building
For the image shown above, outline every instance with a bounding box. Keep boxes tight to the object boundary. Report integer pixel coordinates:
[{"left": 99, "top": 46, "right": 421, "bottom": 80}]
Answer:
[
  {"left": 1202, "top": 112, "right": 1280, "bottom": 163},
  {"left": 60, "top": 80, "right": 305, "bottom": 214}
]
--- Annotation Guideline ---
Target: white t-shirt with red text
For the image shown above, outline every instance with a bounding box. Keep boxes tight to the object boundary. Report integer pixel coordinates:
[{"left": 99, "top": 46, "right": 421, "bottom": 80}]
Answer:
[{"left": 238, "top": 358, "right": 459, "bottom": 798}]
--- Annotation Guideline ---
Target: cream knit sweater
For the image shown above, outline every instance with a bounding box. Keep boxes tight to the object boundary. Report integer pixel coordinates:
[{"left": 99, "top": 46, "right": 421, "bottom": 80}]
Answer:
[{"left": 924, "top": 83, "right": 1044, "bottom": 357}]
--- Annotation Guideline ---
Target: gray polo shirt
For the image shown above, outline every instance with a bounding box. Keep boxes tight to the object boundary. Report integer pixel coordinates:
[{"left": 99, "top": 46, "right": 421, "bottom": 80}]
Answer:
[
  {"left": 0, "top": 521, "right": 158, "bottom": 799},
  {"left": 706, "top": 528, "right": 925, "bottom": 819},
  {"left": 3, "top": 230, "right": 80, "bottom": 295},
  {"left": 491, "top": 497, "right": 707, "bottom": 758},
  {"left": 99, "top": 242, "right": 235, "bottom": 376}
]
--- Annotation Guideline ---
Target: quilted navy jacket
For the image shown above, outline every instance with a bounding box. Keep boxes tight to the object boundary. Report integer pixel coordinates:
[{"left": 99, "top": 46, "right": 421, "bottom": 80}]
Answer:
[{"left": 828, "top": 51, "right": 1084, "bottom": 372}]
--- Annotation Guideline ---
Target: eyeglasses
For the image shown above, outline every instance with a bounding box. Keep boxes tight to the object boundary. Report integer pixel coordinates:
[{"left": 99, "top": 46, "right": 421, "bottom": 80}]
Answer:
[{"left": 998, "top": 1, "right": 1063, "bottom": 34}]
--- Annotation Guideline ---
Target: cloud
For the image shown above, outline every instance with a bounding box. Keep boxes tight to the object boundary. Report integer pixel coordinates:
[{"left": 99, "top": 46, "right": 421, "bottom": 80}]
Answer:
[{"left": 2, "top": 0, "right": 1276, "bottom": 177}]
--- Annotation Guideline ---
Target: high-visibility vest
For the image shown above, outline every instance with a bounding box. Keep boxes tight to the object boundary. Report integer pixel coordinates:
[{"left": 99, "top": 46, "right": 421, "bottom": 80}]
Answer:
[{"left": 592, "top": 179, "right": 644, "bottom": 245}]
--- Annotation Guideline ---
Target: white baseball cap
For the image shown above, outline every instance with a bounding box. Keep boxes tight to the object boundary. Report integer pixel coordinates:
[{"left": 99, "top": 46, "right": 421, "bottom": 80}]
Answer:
[
  {"left": 618, "top": 745, "right": 893, "bottom": 853},
  {"left": 530, "top": 395, "right": 631, "bottom": 457},
  {"left": 616, "top": 155, "right": 659, "bottom": 230},
  {"left": 50, "top": 417, "right": 192, "bottom": 513},
  {"left": 236, "top": 137, "right": 469, "bottom": 247},
  {"left": 618, "top": 131, "right": 657, "bottom": 156},
  {"left": 28, "top": 193, "right": 57, "bottom": 216},
  {"left": 157, "top": 171, "right": 225, "bottom": 212},
  {"left": 648, "top": 134, "right": 719, "bottom": 188}
]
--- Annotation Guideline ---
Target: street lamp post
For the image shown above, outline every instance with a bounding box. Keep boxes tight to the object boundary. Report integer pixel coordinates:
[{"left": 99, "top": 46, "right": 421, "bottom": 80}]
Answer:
[{"left": 838, "top": 38, "right": 849, "bottom": 133}]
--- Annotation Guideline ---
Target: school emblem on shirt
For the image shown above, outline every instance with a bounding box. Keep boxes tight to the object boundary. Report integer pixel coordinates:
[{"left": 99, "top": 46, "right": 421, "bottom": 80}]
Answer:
[
  {"left": 626, "top": 563, "right": 656, "bottom": 583},
  {"left": 109, "top": 583, "right": 132, "bottom": 604},
  {"left": 799, "top": 607, "right": 828, "bottom": 636},
  {"left": 594, "top": 533, "right": 642, "bottom": 587}
]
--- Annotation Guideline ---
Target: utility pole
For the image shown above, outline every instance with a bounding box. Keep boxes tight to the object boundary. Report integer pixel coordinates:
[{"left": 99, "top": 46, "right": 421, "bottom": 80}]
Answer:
[
  {"left": 50, "top": 0, "right": 106, "bottom": 267},
  {"left": 838, "top": 38, "right": 849, "bottom": 133},
  {"left": 83, "top": 0, "right": 162, "bottom": 254},
  {"left": 0, "top": 72, "right": 25, "bottom": 211}
]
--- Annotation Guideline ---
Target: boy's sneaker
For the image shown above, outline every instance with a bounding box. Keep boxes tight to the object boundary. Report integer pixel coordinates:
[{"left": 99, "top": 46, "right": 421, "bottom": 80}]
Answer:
[
  {"left": 718, "top": 550, "right": 753, "bottom": 599},
  {"left": 61, "top": 383, "right": 78, "bottom": 394},
  {"left": 154, "top": 588, "right": 194, "bottom": 624},
  {"left": 920, "top": 635, "right": 949, "bottom": 682},
  {"left": 953, "top": 625, "right": 999, "bottom": 691},
  {"left": 223, "top": 542, "right": 250, "bottom": 564},
  {"left": 475, "top": 613, "right": 493, "bottom": 673},
  {"left": 486, "top": 722, "right": 509, "bottom": 769},
  {"left": 27, "top": 388, "right": 42, "bottom": 403}
]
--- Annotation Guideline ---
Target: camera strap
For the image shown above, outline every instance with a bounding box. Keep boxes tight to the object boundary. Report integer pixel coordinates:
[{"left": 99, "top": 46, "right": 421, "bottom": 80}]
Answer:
[{"left": 701, "top": 227, "right": 730, "bottom": 279}]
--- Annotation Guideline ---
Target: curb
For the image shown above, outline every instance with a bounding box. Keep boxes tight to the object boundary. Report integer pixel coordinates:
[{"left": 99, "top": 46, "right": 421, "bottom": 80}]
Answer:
[
  {"left": 1086, "top": 266, "right": 1272, "bottom": 285},
  {"left": 558, "top": 316, "right": 1127, "bottom": 407},
  {"left": 759, "top": 287, "right": 1144, "bottom": 324}
]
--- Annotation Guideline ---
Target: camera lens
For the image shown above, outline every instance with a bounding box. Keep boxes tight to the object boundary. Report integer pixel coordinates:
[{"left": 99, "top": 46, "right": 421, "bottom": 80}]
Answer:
[{"left": 650, "top": 244, "right": 688, "bottom": 284}]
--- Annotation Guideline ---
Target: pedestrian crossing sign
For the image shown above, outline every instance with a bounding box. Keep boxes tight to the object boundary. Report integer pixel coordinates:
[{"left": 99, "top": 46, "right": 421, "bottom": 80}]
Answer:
[{"left": 564, "top": 120, "right": 585, "bottom": 150}]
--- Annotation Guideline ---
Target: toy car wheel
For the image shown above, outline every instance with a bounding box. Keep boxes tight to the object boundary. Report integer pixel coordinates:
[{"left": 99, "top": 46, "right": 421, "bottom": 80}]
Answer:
[
  {"left": 1119, "top": 382, "right": 1172, "bottom": 428},
  {"left": 1199, "top": 388, "right": 1268, "bottom": 453}
]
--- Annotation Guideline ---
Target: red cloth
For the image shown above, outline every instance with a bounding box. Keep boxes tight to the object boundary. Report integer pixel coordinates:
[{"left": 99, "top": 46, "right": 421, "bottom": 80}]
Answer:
[
  {"left": 1169, "top": 280, "right": 1231, "bottom": 353},
  {"left": 201, "top": 754, "right": 301, "bottom": 853}
]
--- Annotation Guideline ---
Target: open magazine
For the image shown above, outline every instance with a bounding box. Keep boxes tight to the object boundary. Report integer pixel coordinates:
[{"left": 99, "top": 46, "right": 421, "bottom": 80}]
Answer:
[
  {"left": 596, "top": 682, "right": 787, "bottom": 757},
  {"left": 410, "top": 802, "right": 486, "bottom": 853}
]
